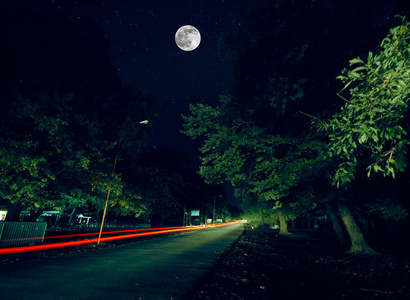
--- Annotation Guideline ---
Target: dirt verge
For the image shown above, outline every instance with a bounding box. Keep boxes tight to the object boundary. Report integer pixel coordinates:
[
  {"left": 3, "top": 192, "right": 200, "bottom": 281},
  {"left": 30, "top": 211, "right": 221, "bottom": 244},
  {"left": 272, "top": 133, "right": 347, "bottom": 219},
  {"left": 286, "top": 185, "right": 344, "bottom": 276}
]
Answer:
[{"left": 193, "top": 228, "right": 410, "bottom": 300}]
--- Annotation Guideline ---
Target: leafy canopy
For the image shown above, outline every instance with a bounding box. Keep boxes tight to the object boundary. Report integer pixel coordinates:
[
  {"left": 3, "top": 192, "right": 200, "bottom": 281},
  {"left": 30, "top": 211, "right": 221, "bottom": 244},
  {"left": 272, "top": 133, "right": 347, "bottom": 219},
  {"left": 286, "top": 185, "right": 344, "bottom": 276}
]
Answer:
[
  {"left": 318, "top": 16, "right": 410, "bottom": 188},
  {"left": 182, "top": 97, "right": 328, "bottom": 211}
]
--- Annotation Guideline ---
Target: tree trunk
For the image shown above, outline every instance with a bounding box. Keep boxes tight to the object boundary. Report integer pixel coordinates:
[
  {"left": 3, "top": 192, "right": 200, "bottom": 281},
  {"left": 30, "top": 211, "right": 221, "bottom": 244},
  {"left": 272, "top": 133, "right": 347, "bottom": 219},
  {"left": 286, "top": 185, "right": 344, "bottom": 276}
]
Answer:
[
  {"left": 278, "top": 210, "right": 291, "bottom": 235},
  {"left": 324, "top": 213, "right": 329, "bottom": 229},
  {"left": 306, "top": 216, "right": 311, "bottom": 229},
  {"left": 143, "top": 213, "right": 151, "bottom": 225},
  {"left": 359, "top": 216, "right": 369, "bottom": 238},
  {"left": 272, "top": 219, "right": 279, "bottom": 229},
  {"left": 336, "top": 201, "right": 378, "bottom": 254},
  {"left": 5, "top": 202, "right": 23, "bottom": 221},
  {"left": 54, "top": 207, "right": 64, "bottom": 226},
  {"left": 313, "top": 219, "right": 319, "bottom": 230},
  {"left": 68, "top": 206, "right": 77, "bottom": 226},
  {"left": 325, "top": 203, "right": 349, "bottom": 249}
]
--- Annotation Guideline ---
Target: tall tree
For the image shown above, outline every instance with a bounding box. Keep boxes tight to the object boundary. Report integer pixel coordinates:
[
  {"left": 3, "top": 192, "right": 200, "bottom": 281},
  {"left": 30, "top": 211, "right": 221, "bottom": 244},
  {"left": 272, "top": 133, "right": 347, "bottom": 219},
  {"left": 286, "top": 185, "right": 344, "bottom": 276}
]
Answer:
[
  {"left": 319, "top": 16, "right": 410, "bottom": 185},
  {"left": 183, "top": 1, "right": 409, "bottom": 252},
  {"left": 314, "top": 17, "right": 410, "bottom": 252},
  {"left": 0, "top": 10, "right": 153, "bottom": 220},
  {"left": 182, "top": 98, "right": 329, "bottom": 234}
]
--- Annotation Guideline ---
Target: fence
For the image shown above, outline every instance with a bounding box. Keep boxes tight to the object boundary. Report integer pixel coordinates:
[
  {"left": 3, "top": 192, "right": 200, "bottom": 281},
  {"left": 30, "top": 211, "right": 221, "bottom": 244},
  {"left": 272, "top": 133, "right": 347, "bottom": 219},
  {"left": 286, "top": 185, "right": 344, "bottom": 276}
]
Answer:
[{"left": 0, "top": 222, "right": 47, "bottom": 246}]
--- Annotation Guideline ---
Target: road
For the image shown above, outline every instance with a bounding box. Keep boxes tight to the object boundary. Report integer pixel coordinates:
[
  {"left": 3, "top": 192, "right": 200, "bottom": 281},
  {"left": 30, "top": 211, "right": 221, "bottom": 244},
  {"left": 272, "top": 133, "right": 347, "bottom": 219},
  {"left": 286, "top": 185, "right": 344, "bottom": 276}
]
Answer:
[{"left": 0, "top": 223, "right": 243, "bottom": 300}]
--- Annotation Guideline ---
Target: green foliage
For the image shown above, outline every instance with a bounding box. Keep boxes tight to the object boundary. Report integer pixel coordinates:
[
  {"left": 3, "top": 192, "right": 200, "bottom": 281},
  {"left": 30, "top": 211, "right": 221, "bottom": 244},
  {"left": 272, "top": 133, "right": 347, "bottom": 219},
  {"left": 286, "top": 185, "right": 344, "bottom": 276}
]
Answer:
[
  {"left": 0, "top": 140, "right": 53, "bottom": 209},
  {"left": 0, "top": 91, "right": 150, "bottom": 217},
  {"left": 365, "top": 198, "right": 408, "bottom": 221},
  {"left": 127, "top": 148, "right": 198, "bottom": 224},
  {"left": 319, "top": 17, "right": 410, "bottom": 187},
  {"left": 183, "top": 6, "right": 410, "bottom": 227},
  {"left": 182, "top": 99, "right": 329, "bottom": 215},
  {"left": 266, "top": 77, "right": 305, "bottom": 117},
  {"left": 0, "top": 11, "right": 154, "bottom": 221},
  {"left": 288, "top": 188, "right": 319, "bottom": 214}
]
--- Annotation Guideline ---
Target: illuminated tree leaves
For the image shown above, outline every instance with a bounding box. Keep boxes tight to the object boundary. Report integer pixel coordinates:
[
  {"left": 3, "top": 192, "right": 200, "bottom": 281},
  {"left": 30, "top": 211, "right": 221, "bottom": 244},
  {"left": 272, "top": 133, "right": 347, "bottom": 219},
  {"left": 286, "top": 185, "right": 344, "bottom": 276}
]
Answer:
[{"left": 319, "top": 17, "right": 410, "bottom": 187}]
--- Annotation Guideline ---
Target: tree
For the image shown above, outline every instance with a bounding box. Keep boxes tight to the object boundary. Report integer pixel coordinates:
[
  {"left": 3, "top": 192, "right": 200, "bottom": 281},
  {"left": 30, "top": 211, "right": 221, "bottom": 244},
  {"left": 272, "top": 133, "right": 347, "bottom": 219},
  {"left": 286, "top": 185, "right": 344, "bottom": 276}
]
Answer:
[
  {"left": 182, "top": 1, "right": 335, "bottom": 231},
  {"left": 314, "top": 16, "right": 410, "bottom": 253},
  {"left": 126, "top": 148, "right": 194, "bottom": 225},
  {"left": 182, "top": 97, "right": 329, "bottom": 234},
  {"left": 319, "top": 16, "right": 410, "bottom": 186},
  {"left": 0, "top": 10, "right": 153, "bottom": 220},
  {"left": 222, "top": 0, "right": 398, "bottom": 132},
  {"left": 182, "top": 2, "right": 410, "bottom": 252}
]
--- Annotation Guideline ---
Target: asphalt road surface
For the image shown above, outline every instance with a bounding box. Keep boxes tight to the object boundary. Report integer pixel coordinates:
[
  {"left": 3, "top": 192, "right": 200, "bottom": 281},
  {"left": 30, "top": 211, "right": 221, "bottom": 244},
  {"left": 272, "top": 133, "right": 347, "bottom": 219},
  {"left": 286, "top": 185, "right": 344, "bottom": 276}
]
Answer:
[{"left": 0, "top": 223, "right": 244, "bottom": 300}]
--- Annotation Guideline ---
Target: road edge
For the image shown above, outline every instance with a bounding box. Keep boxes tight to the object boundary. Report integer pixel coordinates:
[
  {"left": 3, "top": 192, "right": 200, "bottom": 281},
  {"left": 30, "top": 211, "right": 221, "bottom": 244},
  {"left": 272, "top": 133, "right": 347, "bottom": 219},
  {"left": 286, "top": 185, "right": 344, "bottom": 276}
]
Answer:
[{"left": 184, "top": 224, "right": 246, "bottom": 300}]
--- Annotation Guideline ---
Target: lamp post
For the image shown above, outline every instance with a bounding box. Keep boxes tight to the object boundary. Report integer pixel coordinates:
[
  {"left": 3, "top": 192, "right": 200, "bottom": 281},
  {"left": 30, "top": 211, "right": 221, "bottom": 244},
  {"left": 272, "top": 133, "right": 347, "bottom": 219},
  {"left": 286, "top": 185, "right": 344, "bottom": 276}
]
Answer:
[
  {"left": 213, "top": 196, "right": 215, "bottom": 226},
  {"left": 97, "top": 120, "right": 149, "bottom": 244}
]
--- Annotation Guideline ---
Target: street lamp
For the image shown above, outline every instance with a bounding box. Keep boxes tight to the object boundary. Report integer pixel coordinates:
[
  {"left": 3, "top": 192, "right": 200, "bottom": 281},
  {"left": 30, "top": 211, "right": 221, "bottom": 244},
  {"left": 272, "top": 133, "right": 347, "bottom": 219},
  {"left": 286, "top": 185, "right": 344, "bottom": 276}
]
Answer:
[{"left": 97, "top": 120, "right": 149, "bottom": 244}]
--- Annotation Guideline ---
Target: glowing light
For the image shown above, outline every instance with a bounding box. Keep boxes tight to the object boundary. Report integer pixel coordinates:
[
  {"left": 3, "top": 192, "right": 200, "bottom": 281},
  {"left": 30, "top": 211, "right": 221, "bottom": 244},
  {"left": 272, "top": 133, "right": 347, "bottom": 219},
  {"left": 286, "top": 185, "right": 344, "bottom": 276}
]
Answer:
[
  {"left": 0, "top": 227, "right": 184, "bottom": 245},
  {"left": 0, "top": 221, "right": 242, "bottom": 255},
  {"left": 44, "top": 227, "right": 184, "bottom": 240}
]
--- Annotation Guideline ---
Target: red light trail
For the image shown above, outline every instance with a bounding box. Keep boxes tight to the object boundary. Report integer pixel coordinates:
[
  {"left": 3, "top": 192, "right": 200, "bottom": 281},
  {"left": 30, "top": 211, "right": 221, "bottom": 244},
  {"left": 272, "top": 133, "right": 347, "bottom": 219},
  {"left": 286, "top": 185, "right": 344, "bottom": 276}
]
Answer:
[
  {"left": 0, "top": 221, "right": 242, "bottom": 255},
  {"left": 0, "top": 226, "right": 184, "bottom": 245},
  {"left": 44, "top": 226, "right": 184, "bottom": 240}
]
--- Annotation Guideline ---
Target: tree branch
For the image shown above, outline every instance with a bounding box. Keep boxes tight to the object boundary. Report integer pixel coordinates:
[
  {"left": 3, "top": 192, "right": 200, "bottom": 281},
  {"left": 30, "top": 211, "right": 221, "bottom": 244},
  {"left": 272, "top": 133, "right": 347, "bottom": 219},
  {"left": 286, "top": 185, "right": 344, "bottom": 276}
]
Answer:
[{"left": 298, "top": 111, "right": 326, "bottom": 126}]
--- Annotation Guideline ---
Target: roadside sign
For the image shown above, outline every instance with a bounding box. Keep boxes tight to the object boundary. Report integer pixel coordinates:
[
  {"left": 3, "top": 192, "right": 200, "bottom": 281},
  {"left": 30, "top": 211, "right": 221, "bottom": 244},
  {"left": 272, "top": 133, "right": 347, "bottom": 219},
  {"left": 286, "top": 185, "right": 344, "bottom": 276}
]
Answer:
[{"left": 191, "top": 209, "right": 200, "bottom": 216}]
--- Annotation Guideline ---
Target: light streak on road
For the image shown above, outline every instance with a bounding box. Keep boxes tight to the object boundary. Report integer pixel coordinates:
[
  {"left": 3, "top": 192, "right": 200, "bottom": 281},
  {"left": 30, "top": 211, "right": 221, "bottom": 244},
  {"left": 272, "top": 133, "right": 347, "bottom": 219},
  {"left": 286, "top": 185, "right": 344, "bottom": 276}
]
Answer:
[
  {"left": 0, "top": 227, "right": 185, "bottom": 245},
  {"left": 44, "top": 227, "right": 184, "bottom": 240},
  {"left": 0, "top": 221, "right": 242, "bottom": 255}
]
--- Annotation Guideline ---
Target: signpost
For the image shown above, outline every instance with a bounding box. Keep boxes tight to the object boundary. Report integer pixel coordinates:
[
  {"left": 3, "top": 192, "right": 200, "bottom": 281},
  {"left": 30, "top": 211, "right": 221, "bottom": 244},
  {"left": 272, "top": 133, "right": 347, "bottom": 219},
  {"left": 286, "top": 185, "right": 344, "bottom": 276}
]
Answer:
[{"left": 190, "top": 209, "right": 200, "bottom": 217}]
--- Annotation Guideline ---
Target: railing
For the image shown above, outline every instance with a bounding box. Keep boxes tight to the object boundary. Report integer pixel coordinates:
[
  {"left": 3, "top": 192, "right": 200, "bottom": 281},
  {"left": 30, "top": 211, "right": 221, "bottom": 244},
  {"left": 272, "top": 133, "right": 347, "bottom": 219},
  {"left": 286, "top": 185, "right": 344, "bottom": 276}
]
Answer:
[{"left": 0, "top": 222, "right": 47, "bottom": 246}]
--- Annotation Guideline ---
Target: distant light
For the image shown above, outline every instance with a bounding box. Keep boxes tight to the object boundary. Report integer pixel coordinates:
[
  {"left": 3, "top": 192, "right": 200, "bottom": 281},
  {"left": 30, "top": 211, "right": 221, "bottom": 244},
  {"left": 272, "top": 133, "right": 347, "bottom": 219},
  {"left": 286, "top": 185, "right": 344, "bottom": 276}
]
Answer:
[
  {"left": 140, "top": 120, "right": 149, "bottom": 124},
  {"left": 0, "top": 210, "right": 7, "bottom": 221}
]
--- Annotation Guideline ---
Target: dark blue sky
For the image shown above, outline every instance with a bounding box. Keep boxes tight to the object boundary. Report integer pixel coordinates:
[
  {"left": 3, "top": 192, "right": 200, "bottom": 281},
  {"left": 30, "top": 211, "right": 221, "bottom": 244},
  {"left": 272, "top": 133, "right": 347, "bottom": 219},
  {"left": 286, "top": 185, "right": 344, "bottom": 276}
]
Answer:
[
  {"left": 5, "top": 0, "right": 407, "bottom": 164},
  {"left": 48, "top": 0, "right": 263, "bottom": 163}
]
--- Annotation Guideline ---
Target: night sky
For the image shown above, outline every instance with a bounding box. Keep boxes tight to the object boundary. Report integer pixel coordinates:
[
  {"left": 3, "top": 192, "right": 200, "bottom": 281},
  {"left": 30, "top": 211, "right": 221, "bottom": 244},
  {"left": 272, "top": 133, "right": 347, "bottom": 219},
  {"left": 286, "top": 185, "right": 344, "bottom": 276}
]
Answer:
[
  {"left": 3, "top": 0, "right": 409, "bottom": 208},
  {"left": 12, "top": 0, "right": 263, "bottom": 165},
  {"left": 3, "top": 0, "right": 409, "bottom": 164}
]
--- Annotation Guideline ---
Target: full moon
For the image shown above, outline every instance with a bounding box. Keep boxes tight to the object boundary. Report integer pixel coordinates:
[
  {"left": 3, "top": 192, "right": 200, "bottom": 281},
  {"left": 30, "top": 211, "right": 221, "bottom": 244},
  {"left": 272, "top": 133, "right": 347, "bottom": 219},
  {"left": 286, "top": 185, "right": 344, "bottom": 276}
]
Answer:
[{"left": 175, "top": 25, "right": 201, "bottom": 51}]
